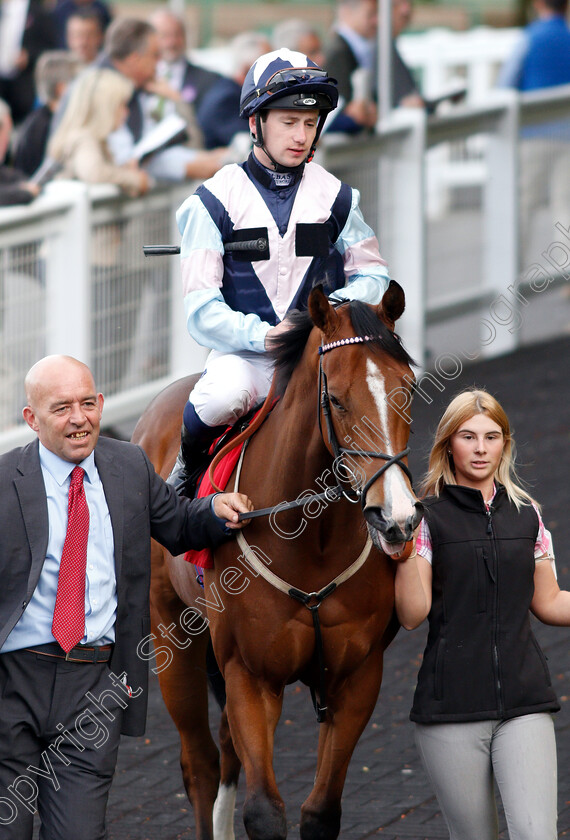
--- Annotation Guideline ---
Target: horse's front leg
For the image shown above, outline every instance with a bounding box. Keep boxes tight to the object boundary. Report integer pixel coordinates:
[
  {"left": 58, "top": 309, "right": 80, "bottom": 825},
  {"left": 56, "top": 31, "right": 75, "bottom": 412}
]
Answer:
[
  {"left": 213, "top": 707, "right": 242, "bottom": 840},
  {"left": 300, "top": 649, "right": 385, "bottom": 840},
  {"left": 224, "top": 660, "right": 287, "bottom": 840}
]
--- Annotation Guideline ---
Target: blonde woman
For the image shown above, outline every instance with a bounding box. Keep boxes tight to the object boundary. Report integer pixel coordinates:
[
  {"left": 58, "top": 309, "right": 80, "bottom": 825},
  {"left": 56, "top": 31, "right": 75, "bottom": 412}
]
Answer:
[
  {"left": 395, "top": 387, "right": 568, "bottom": 840},
  {"left": 49, "top": 67, "right": 149, "bottom": 196}
]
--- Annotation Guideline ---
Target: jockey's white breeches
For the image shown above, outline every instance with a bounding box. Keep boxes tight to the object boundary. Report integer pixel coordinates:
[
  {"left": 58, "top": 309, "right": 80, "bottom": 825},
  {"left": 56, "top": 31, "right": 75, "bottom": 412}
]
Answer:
[{"left": 189, "top": 350, "right": 275, "bottom": 428}]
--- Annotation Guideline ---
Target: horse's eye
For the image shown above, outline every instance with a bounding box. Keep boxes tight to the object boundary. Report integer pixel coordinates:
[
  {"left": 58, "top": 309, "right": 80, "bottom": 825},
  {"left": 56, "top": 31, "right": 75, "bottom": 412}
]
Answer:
[{"left": 330, "top": 395, "right": 345, "bottom": 412}]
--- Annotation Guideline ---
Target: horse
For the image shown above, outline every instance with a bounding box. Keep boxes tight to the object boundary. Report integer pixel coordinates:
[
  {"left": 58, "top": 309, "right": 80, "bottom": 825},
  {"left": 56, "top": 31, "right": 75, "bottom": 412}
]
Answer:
[{"left": 131, "top": 281, "right": 423, "bottom": 840}]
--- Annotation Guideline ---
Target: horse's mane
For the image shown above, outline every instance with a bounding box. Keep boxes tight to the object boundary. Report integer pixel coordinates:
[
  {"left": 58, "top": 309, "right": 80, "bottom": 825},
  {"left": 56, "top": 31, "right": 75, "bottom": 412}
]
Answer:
[{"left": 269, "top": 300, "right": 415, "bottom": 398}]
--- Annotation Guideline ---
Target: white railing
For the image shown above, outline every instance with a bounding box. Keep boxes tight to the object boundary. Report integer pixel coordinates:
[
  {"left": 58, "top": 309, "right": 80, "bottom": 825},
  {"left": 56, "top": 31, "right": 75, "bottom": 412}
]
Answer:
[
  {"left": 1, "top": 85, "right": 569, "bottom": 452},
  {"left": 0, "top": 181, "right": 208, "bottom": 451},
  {"left": 398, "top": 26, "right": 522, "bottom": 103}
]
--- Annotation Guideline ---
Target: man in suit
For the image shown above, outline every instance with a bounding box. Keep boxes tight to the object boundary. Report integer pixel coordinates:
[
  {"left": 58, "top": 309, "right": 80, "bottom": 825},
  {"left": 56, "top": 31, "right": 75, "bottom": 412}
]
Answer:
[
  {"left": 324, "top": 0, "right": 378, "bottom": 132},
  {"left": 0, "top": 354, "right": 252, "bottom": 839},
  {"left": 324, "top": 0, "right": 423, "bottom": 133},
  {"left": 98, "top": 17, "right": 226, "bottom": 180},
  {"left": 149, "top": 8, "right": 223, "bottom": 119},
  {"left": 0, "top": 0, "right": 57, "bottom": 124}
]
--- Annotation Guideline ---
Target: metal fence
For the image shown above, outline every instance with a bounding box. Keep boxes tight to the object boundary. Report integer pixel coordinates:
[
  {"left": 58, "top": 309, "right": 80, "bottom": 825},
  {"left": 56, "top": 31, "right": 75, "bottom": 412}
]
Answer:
[{"left": 1, "top": 86, "right": 569, "bottom": 452}]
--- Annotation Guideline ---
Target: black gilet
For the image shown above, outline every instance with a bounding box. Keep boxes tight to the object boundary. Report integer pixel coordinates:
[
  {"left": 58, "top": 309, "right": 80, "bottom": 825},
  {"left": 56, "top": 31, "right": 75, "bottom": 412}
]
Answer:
[{"left": 410, "top": 484, "right": 559, "bottom": 723}]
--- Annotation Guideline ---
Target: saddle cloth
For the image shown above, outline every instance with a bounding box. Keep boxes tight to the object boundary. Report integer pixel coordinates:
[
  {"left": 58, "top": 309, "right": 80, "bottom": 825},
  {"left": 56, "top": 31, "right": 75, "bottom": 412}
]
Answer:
[{"left": 184, "top": 443, "right": 244, "bottom": 570}]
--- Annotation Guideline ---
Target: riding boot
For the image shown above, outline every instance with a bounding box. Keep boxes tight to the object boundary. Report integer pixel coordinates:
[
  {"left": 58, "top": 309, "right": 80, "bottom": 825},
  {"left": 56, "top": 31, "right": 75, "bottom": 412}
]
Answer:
[
  {"left": 167, "top": 405, "right": 226, "bottom": 498},
  {"left": 166, "top": 424, "right": 198, "bottom": 497}
]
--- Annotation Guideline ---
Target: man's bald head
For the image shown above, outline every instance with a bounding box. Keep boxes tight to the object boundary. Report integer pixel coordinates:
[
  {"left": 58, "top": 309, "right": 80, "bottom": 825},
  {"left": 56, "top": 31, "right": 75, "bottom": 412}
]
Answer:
[{"left": 23, "top": 356, "right": 104, "bottom": 464}]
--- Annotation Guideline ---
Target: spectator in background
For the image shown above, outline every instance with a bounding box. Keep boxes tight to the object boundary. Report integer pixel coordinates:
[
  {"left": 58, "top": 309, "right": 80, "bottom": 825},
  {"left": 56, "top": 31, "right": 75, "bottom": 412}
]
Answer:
[
  {"left": 142, "top": 9, "right": 211, "bottom": 150},
  {"left": 14, "top": 51, "right": 81, "bottom": 177},
  {"left": 48, "top": 67, "right": 149, "bottom": 195},
  {"left": 98, "top": 18, "right": 227, "bottom": 181},
  {"left": 271, "top": 18, "right": 325, "bottom": 67},
  {"left": 324, "top": 0, "right": 378, "bottom": 132},
  {"left": 325, "top": 0, "right": 427, "bottom": 133},
  {"left": 391, "top": 0, "right": 424, "bottom": 108},
  {"left": 65, "top": 9, "right": 104, "bottom": 65},
  {"left": 196, "top": 31, "right": 270, "bottom": 151},
  {"left": 48, "top": 68, "right": 150, "bottom": 388},
  {"left": 52, "top": 0, "right": 111, "bottom": 49},
  {"left": 498, "top": 0, "right": 570, "bottom": 91},
  {"left": 0, "top": 0, "right": 57, "bottom": 124},
  {"left": 0, "top": 99, "right": 39, "bottom": 205},
  {"left": 148, "top": 8, "right": 223, "bottom": 119},
  {"left": 497, "top": 0, "right": 570, "bottom": 261}
]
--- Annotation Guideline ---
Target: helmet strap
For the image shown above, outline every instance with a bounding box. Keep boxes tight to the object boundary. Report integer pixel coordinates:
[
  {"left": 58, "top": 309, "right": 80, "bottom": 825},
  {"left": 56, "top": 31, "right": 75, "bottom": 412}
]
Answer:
[{"left": 306, "top": 113, "right": 328, "bottom": 163}]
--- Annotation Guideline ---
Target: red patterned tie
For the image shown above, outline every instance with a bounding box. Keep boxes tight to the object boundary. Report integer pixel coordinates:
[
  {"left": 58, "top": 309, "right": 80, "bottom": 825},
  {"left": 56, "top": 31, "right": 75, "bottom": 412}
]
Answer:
[{"left": 52, "top": 466, "right": 89, "bottom": 652}]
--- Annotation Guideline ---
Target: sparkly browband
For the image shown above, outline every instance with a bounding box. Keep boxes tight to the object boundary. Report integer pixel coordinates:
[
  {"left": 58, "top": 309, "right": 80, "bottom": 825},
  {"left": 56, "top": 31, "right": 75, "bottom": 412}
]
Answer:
[{"left": 318, "top": 335, "right": 383, "bottom": 355}]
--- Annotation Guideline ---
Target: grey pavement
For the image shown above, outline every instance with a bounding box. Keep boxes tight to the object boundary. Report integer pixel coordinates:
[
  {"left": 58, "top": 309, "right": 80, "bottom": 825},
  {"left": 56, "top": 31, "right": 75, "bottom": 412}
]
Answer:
[{"left": 104, "top": 334, "right": 570, "bottom": 840}]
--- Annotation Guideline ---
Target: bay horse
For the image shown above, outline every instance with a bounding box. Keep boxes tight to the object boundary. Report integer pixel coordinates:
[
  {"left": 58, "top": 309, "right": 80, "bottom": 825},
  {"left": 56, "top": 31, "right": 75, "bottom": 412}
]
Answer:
[{"left": 131, "top": 281, "right": 422, "bottom": 840}]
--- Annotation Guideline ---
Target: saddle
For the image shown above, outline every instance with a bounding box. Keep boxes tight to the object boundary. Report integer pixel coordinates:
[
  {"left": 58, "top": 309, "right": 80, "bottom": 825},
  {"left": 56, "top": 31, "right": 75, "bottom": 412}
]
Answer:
[{"left": 184, "top": 403, "right": 271, "bottom": 570}]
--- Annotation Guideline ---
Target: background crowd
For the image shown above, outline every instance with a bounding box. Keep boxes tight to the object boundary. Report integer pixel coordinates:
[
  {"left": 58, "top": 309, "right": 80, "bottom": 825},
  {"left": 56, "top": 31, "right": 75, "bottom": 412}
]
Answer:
[{"left": 0, "top": 0, "right": 568, "bottom": 207}]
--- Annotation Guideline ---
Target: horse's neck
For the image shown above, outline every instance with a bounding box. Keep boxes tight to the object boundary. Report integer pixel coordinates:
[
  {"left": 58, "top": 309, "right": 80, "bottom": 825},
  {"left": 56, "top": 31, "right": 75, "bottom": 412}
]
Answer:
[{"left": 251, "top": 352, "right": 332, "bottom": 501}]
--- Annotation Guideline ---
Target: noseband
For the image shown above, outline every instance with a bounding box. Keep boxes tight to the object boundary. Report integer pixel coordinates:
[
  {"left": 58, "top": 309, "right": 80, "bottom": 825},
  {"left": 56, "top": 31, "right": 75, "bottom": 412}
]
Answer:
[{"left": 318, "top": 335, "right": 412, "bottom": 509}]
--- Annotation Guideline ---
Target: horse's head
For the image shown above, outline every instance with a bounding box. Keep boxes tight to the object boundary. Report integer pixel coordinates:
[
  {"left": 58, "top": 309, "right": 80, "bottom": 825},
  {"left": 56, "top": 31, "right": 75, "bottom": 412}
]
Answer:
[{"left": 308, "top": 282, "right": 423, "bottom": 559}]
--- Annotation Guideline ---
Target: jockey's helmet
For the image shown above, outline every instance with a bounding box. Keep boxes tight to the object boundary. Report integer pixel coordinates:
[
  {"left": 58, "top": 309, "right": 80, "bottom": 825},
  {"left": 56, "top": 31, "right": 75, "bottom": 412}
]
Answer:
[{"left": 239, "top": 48, "right": 338, "bottom": 170}]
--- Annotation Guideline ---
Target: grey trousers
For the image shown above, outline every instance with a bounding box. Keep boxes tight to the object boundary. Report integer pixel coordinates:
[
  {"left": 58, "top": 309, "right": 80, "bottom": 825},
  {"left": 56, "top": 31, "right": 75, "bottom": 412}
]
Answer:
[
  {"left": 0, "top": 649, "right": 124, "bottom": 840},
  {"left": 414, "top": 713, "right": 557, "bottom": 840}
]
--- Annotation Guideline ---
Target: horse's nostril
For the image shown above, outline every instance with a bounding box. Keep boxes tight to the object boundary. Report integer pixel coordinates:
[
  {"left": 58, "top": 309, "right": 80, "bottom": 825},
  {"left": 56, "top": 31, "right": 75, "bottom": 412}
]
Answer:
[{"left": 363, "top": 506, "right": 386, "bottom": 532}]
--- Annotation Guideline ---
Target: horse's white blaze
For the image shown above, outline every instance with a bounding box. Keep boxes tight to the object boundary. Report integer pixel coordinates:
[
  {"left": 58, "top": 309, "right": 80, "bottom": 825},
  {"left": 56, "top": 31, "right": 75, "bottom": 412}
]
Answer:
[
  {"left": 365, "top": 359, "right": 416, "bottom": 525},
  {"left": 213, "top": 782, "right": 237, "bottom": 840}
]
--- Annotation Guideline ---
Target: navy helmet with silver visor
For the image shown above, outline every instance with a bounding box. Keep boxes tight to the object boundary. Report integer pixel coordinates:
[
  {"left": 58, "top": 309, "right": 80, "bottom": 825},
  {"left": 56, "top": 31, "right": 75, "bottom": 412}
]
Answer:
[{"left": 239, "top": 49, "right": 339, "bottom": 171}]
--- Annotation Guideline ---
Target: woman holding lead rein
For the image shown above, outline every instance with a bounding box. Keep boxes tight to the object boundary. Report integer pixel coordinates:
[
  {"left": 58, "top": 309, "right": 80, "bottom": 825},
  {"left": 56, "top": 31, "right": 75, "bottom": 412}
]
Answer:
[{"left": 395, "top": 388, "right": 569, "bottom": 840}]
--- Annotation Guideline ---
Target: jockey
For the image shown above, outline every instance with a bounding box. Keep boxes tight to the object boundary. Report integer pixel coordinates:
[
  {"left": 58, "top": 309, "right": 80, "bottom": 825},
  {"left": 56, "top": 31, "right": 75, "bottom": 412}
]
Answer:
[{"left": 169, "top": 48, "right": 391, "bottom": 495}]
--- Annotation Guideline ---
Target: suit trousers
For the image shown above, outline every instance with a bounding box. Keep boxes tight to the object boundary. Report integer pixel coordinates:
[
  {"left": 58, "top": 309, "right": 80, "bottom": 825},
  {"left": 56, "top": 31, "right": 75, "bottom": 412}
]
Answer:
[
  {"left": 414, "top": 713, "right": 557, "bottom": 840},
  {"left": 0, "top": 649, "right": 124, "bottom": 840}
]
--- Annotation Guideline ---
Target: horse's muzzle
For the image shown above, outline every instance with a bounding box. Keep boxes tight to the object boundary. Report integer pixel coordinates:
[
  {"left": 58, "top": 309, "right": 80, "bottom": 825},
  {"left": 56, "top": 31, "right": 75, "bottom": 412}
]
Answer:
[{"left": 363, "top": 502, "right": 424, "bottom": 556}]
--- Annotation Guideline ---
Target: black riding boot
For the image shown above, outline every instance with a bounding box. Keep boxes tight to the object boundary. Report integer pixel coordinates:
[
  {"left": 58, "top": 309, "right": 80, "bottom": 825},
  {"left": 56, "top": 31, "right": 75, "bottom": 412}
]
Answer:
[{"left": 167, "top": 424, "right": 217, "bottom": 498}]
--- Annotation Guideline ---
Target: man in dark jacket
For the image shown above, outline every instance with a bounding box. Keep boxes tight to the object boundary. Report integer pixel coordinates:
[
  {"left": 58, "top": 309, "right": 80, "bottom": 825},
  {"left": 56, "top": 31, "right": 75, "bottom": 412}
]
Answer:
[
  {"left": 0, "top": 354, "right": 251, "bottom": 839},
  {"left": 0, "top": 0, "right": 57, "bottom": 124}
]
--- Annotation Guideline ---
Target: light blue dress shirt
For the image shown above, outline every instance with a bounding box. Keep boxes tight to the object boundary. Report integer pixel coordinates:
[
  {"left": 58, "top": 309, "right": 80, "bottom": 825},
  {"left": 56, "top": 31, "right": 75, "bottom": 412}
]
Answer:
[
  {"left": 2, "top": 444, "right": 117, "bottom": 652},
  {"left": 335, "top": 23, "right": 376, "bottom": 72}
]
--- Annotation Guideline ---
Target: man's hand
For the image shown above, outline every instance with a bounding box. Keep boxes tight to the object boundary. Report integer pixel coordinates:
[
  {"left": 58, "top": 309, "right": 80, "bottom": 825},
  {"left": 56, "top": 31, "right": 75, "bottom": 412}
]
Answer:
[
  {"left": 144, "top": 78, "right": 181, "bottom": 102},
  {"left": 344, "top": 99, "right": 377, "bottom": 129},
  {"left": 213, "top": 492, "right": 253, "bottom": 529}
]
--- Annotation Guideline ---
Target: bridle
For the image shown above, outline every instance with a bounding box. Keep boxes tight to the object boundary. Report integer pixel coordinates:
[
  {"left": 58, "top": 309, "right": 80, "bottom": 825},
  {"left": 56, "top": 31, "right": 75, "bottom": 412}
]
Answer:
[
  {"left": 237, "top": 332, "right": 414, "bottom": 522},
  {"left": 318, "top": 334, "right": 413, "bottom": 509}
]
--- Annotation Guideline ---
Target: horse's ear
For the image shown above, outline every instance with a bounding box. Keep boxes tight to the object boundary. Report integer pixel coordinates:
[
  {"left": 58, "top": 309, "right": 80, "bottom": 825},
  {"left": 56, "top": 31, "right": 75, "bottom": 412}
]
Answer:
[
  {"left": 308, "top": 285, "right": 341, "bottom": 336},
  {"left": 378, "top": 280, "right": 405, "bottom": 328}
]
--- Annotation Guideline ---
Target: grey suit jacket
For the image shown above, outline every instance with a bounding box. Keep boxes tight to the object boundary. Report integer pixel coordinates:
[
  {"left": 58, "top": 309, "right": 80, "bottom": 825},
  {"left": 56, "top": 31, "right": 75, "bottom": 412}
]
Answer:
[{"left": 0, "top": 435, "right": 226, "bottom": 736}]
